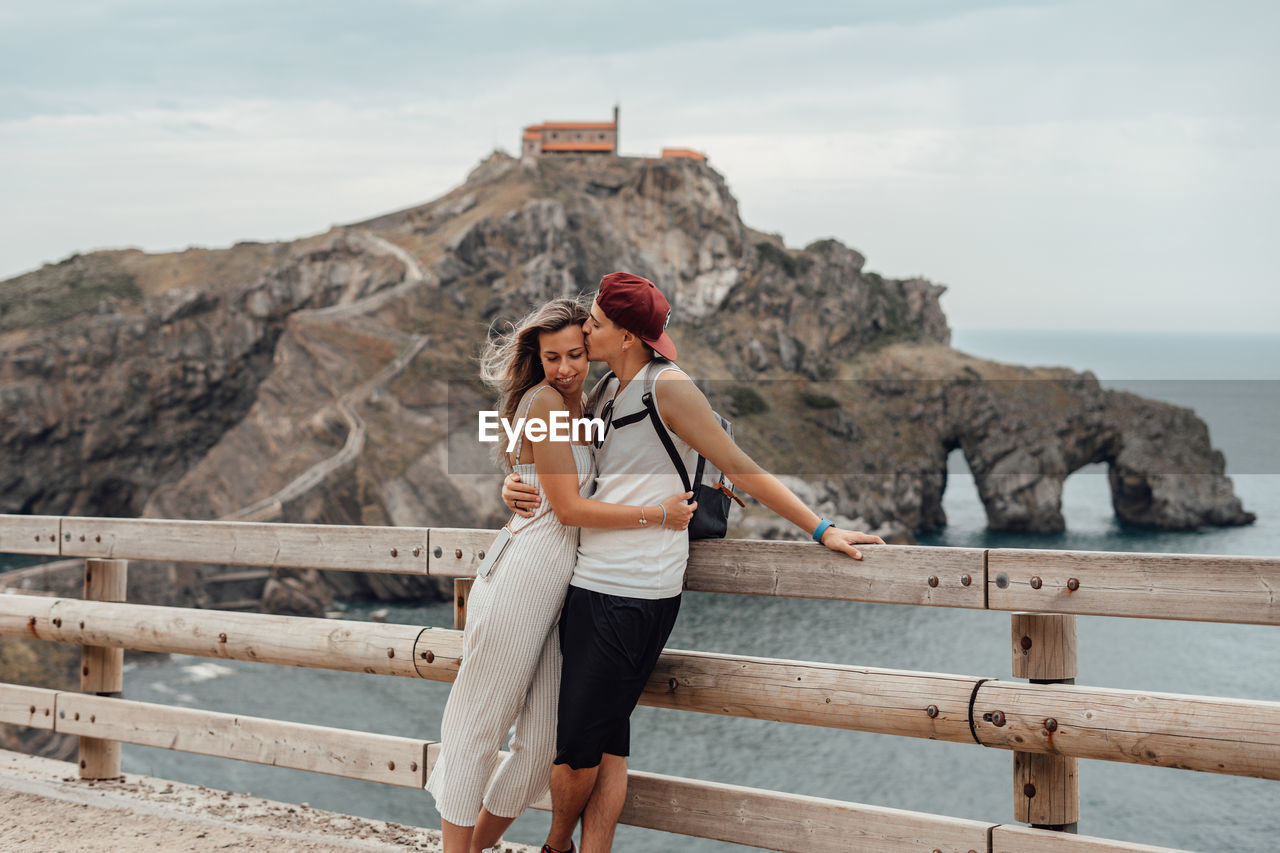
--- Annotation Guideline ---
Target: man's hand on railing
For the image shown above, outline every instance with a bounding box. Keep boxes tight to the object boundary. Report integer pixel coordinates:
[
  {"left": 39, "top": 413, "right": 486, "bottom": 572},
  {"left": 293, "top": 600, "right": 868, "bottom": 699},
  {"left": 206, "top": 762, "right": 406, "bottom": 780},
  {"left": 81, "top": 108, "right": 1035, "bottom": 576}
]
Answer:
[
  {"left": 821, "top": 526, "right": 885, "bottom": 561},
  {"left": 502, "top": 472, "right": 542, "bottom": 518}
]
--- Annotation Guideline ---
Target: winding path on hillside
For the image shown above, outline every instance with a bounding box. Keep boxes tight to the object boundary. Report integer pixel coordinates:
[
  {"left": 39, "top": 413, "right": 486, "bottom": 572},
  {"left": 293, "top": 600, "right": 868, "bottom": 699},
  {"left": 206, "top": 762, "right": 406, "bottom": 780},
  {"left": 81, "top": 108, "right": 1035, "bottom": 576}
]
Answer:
[
  {"left": 0, "top": 232, "right": 438, "bottom": 597},
  {"left": 223, "top": 231, "right": 435, "bottom": 524},
  {"left": 224, "top": 334, "right": 428, "bottom": 523}
]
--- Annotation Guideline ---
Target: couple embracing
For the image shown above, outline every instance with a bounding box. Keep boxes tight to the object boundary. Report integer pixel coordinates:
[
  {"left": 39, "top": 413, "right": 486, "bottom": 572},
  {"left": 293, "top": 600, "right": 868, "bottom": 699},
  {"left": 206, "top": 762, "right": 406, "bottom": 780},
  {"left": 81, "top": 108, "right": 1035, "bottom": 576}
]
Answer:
[{"left": 425, "top": 272, "right": 884, "bottom": 853}]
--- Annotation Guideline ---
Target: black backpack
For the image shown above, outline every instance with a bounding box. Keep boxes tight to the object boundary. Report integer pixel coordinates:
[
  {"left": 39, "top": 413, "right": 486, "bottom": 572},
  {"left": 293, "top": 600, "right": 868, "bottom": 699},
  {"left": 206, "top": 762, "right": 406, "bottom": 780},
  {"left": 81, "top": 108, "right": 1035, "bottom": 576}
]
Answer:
[{"left": 588, "top": 360, "right": 744, "bottom": 540}]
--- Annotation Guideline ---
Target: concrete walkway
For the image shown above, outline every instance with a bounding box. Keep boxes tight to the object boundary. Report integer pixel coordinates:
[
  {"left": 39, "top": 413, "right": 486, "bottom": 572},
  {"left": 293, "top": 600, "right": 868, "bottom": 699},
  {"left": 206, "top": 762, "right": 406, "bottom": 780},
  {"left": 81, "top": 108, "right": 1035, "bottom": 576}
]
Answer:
[{"left": 0, "top": 750, "right": 536, "bottom": 852}]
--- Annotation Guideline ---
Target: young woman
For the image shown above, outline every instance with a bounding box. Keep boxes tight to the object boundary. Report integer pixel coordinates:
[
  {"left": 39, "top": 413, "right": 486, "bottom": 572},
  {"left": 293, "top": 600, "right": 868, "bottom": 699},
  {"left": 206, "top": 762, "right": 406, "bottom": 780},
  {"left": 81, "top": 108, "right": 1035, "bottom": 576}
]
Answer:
[{"left": 424, "top": 298, "right": 695, "bottom": 853}]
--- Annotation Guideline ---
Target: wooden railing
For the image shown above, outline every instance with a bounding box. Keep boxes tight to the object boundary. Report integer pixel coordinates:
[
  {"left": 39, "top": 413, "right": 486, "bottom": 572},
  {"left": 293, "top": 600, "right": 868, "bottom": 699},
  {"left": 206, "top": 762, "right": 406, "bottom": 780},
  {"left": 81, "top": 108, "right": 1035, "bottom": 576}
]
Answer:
[{"left": 1, "top": 514, "right": 1278, "bottom": 852}]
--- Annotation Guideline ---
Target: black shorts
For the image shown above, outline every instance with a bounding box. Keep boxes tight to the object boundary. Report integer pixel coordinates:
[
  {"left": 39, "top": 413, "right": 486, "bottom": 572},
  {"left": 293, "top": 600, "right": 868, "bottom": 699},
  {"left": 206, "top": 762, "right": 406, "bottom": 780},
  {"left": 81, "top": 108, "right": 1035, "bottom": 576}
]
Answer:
[{"left": 554, "top": 585, "right": 681, "bottom": 770}]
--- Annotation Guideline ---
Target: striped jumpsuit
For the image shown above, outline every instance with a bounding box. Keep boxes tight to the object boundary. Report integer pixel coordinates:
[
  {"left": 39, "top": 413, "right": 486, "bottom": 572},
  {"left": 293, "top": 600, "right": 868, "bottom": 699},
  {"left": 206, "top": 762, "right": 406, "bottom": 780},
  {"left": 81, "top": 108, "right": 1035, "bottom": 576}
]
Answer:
[{"left": 425, "top": 386, "right": 594, "bottom": 825}]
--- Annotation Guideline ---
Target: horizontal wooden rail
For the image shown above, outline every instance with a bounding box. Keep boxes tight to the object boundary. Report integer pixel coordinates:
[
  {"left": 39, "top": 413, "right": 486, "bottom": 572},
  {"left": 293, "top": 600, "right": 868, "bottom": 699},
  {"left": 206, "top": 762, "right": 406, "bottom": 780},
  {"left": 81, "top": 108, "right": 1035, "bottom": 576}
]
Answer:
[
  {"left": 0, "top": 684, "right": 429, "bottom": 788},
  {"left": 0, "top": 515, "right": 61, "bottom": 556},
  {"left": 616, "top": 769, "right": 995, "bottom": 853},
  {"left": 436, "top": 528, "right": 1280, "bottom": 624},
  {"left": 37, "top": 516, "right": 428, "bottom": 574},
  {"left": 5, "top": 515, "right": 1280, "bottom": 624},
  {"left": 57, "top": 694, "right": 430, "bottom": 787},
  {"left": 645, "top": 648, "right": 978, "bottom": 742},
  {"left": 430, "top": 527, "right": 988, "bottom": 607},
  {"left": 0, "top": 594, "right": 460, "bottom": 680},
  {"left": 991, "top": 826, "right": 1188, "bottom": 853},
  {"left": 988, "top": 549, "right": 1280, "bottom": 625},
  {"left": 0, "top": 683, "right": 57, "bottom": 730},
  {"left": 3, "top": 594, "right": 1277, "bottom": 780},
  {"left": 974, "top": 681, "right": 1280, "bottom": 780}
]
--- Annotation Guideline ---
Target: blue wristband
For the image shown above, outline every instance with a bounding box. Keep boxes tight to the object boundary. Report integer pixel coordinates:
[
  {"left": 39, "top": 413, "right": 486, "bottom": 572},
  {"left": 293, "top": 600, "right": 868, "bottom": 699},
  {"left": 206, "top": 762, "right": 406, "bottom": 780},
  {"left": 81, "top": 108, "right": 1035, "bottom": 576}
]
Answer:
[{"left": 812, "top": 518, "right": 833, "bottom": 544}]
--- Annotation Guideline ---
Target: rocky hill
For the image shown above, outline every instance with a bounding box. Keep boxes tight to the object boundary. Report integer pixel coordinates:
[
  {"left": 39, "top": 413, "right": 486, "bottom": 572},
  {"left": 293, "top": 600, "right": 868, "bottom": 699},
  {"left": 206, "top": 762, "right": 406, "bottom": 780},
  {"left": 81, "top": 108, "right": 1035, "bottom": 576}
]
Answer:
[{"left": 0, "top": 151, "right": 1254, "bottom": 614}]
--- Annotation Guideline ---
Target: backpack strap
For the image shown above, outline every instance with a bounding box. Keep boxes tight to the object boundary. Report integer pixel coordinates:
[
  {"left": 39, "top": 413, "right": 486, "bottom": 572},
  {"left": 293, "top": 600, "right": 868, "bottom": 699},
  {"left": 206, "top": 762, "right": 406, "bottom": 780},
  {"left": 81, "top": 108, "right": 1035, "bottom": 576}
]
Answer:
[
  {"left": 640, "top": 361, "right": 703, "bottom": 498},
  {"left": 584, "top": 369, "right": 616, "bottom": 417}
]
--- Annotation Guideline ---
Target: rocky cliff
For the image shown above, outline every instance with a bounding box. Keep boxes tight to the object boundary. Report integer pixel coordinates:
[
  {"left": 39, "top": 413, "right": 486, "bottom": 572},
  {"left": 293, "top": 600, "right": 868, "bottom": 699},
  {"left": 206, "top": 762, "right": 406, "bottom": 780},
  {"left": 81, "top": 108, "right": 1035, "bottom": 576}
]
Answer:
[{"left": 0, "top": 151, "right": 1254, "bottom": 613}]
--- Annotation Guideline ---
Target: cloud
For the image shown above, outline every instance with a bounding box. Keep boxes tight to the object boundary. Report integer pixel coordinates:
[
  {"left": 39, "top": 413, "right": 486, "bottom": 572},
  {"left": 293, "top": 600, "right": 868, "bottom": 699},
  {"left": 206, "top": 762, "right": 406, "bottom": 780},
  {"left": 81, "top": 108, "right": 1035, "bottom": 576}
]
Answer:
[{"left": 2, "top": 0, "right": 1277, "bottom": 331}]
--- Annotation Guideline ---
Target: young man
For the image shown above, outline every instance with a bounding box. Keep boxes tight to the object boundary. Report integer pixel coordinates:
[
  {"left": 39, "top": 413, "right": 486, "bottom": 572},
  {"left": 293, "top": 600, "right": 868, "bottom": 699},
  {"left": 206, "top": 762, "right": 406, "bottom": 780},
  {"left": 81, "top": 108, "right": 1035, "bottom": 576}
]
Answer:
[{"left": 503, "top": 272, "right": 884, "bottom": 853}]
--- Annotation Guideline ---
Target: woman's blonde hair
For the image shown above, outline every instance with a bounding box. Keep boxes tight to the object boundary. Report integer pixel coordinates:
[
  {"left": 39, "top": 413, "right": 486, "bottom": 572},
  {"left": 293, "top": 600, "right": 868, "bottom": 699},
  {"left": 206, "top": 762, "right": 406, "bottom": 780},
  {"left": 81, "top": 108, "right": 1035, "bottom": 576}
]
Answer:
[{"left": 480, "top": 297, "right": 590, "bottom": 468}]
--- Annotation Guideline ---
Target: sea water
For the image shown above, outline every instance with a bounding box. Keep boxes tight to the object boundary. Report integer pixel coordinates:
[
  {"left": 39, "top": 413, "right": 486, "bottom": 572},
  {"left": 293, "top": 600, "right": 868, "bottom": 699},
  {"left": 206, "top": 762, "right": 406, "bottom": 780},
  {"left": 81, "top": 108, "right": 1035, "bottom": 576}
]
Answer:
[{"left": 7, "top": 330, "right": 1280, "bottom": 851}]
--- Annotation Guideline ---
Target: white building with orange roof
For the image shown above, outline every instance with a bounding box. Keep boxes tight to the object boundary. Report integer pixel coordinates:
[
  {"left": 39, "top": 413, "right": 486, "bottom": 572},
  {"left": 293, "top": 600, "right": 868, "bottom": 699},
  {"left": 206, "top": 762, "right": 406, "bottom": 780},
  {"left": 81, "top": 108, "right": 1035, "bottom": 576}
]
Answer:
[{"left": 522, "top": 106, "right": 619, "bottom": 158}]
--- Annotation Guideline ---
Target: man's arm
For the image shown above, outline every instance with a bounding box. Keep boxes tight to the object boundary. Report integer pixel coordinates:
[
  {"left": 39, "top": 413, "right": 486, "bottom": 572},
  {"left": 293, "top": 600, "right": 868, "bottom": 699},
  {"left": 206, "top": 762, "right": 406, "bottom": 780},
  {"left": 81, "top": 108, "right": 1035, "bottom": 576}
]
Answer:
[
  {"left": 502, "top": 471, "right": 542, "bottom": 517},
  {"left": 655, "top": 373, "right": 884, "bottom": 559}
]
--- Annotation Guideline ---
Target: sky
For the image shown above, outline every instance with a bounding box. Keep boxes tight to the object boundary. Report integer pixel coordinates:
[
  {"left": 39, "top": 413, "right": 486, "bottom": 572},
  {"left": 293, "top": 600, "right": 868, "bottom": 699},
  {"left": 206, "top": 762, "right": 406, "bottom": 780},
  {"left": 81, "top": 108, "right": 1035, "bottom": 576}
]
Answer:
[{"left": 2, "top": 0, "right": 1277, "bottom": 332}]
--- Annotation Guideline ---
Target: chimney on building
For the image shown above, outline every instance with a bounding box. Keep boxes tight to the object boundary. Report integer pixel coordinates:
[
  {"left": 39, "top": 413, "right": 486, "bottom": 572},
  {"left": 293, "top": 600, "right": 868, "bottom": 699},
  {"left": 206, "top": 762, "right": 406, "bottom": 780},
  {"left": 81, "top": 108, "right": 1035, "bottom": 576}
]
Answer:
[{"left": 613, "top": 104, "right": 620, "bottom": 153}]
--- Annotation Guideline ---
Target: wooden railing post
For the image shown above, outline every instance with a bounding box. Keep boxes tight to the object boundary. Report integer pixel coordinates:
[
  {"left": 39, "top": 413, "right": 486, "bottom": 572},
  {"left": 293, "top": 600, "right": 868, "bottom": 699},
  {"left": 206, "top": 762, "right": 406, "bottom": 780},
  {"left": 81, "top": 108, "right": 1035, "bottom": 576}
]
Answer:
[
  {"left": 1010, "top": 612, "right": 1079, "bottom": 832},
  {"left": 453, "top": 577, "right": 474, "bottom": 630},
  {"left": 80, "top": 558, "right": 127, "bottom": 780}
]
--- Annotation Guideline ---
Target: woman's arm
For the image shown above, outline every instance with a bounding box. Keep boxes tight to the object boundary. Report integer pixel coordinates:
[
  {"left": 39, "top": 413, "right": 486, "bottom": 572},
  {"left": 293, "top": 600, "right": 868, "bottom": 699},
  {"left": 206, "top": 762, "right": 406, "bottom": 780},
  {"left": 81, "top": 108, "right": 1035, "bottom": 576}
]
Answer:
[
  {"left": 654, "top": 373, "right": 885, "bottom": 559},
  {"left": 525, "top": 390, "right": 695, "bottom": 531}
]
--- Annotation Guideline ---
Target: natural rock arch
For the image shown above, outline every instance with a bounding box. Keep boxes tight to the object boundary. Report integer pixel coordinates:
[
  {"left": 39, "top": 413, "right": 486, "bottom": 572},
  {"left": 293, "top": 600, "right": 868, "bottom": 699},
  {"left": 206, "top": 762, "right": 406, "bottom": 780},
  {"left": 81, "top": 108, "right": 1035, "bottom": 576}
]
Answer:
[{"left": 925, "top": 378, "right": 1253, "bottom": 533}]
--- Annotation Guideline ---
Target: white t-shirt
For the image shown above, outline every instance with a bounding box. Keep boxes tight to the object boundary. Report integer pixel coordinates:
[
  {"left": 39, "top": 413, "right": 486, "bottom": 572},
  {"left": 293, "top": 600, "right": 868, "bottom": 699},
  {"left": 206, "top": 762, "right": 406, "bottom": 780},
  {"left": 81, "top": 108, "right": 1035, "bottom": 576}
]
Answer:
[{"left": 573, "top": 361, "right": 699, "bottom": 600}]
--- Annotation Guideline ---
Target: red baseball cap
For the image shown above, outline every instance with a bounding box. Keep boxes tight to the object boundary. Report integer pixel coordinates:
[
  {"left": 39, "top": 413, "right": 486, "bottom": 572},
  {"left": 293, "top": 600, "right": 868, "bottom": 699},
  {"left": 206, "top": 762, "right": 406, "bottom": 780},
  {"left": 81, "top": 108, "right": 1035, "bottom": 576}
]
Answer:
[{"left": 595, "top": 272, "right": 677, "bottom": 361}]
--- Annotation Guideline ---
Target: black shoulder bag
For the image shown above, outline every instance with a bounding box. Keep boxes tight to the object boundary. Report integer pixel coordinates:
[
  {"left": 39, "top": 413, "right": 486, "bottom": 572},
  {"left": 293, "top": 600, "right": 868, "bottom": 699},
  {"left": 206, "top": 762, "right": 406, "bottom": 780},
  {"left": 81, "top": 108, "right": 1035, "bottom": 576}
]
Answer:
[{"left": 640, "top": 363, "right": 744, "bottom": 540}]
